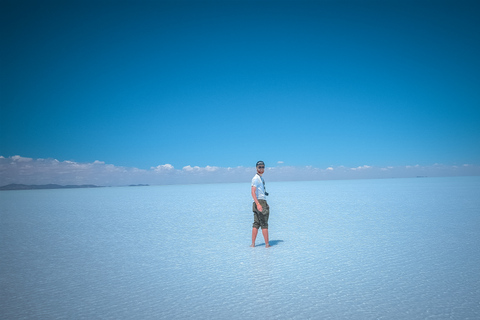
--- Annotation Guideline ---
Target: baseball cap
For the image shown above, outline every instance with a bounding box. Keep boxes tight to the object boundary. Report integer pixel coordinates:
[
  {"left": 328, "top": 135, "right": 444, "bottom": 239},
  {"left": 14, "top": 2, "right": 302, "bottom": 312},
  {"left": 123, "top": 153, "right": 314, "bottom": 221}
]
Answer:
[{"left": 256, "top": 161, "right": 265, "bottom": 167}]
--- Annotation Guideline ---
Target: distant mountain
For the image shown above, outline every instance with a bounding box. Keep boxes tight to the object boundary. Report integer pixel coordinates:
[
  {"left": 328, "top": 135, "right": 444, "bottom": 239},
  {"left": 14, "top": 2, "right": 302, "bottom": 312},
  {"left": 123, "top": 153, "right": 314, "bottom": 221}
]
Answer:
[{"left": 0, "top": 184, "right": 104, "bottom": 191}]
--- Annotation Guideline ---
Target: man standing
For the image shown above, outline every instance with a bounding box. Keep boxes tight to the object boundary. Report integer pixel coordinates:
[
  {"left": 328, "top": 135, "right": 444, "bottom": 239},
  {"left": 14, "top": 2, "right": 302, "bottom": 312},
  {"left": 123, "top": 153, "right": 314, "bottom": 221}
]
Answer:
[{"left": 250, "top": 161, "right": 270, "bottom": 248}]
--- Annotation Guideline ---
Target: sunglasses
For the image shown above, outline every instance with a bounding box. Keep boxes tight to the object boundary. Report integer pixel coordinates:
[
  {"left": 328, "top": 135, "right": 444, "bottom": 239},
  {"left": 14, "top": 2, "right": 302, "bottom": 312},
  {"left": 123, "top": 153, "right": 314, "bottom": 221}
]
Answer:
[{"left": 257, "top": 166, "right": 265, "bottom": 169}]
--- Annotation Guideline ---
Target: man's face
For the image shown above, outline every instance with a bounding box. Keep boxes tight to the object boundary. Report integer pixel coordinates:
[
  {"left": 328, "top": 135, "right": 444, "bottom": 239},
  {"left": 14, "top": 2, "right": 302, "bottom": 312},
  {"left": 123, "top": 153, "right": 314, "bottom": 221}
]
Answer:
[{"left": 257, "top": 165, "right": 265, "bottom": 174}]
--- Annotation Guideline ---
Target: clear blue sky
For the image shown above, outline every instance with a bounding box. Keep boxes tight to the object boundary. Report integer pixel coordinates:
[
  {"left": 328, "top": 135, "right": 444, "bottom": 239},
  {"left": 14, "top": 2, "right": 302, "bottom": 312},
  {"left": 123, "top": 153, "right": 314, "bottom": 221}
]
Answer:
[{"left": 2, "top": 0, "right": 479, "bottom": 171}]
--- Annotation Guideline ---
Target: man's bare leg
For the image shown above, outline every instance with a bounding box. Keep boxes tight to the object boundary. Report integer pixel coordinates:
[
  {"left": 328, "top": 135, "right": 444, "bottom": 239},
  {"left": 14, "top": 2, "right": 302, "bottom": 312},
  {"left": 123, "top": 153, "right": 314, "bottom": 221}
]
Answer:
[
  {"left": 262, "top": 228, "right": 270, "bottom": 248},
  {"left": 250, "top": 228, "right": 258, "bottom": 247}
]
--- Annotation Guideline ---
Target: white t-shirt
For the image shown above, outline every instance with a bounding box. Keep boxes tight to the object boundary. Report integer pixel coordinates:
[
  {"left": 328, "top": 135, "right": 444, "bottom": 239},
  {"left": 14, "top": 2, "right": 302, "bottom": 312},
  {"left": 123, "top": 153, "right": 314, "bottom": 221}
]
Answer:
[{"left": 251, "top": 174, "right": 266, "bottom": 200}]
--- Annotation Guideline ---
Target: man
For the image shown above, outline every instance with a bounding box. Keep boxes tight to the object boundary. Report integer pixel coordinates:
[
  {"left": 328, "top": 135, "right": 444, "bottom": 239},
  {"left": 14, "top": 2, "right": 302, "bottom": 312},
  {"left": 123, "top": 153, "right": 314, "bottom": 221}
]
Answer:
[{"left": 250, "top": 160, "right": 270, "bottom": 248}]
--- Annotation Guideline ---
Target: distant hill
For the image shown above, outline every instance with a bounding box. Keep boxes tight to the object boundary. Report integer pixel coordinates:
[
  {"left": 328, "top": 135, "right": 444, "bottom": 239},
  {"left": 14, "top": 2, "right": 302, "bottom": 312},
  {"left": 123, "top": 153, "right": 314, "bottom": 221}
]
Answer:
[{"left": 0, "top": 184, "right": 104, "bottom": 191}]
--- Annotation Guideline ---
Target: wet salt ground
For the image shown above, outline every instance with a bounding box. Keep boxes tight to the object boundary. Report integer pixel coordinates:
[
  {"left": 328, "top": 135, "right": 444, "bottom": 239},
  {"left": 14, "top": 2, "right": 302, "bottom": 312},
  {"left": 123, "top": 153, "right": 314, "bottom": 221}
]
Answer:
[{"left": 1, "top": 176, "right": 479, "bottom": 319}]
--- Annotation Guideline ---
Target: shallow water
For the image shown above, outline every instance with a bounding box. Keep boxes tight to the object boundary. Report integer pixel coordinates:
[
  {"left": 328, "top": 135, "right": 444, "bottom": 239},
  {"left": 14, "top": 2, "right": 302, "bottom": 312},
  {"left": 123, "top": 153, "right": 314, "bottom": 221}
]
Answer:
[{"left": 1, "top": 177, "right": 479, "bottom": 319}]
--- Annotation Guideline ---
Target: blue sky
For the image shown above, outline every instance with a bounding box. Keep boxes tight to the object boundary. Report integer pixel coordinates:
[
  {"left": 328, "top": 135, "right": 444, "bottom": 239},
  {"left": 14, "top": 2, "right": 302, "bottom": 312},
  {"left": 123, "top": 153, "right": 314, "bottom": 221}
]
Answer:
[{"left": 1, "top": 0, "right": 479, "bottom": 184}]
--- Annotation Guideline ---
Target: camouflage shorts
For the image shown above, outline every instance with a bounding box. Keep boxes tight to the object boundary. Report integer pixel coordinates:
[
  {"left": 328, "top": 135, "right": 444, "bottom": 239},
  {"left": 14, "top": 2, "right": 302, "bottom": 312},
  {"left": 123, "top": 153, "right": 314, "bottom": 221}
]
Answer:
[{"left": 252, "top": 199, "right": 269, "bottom": 229}]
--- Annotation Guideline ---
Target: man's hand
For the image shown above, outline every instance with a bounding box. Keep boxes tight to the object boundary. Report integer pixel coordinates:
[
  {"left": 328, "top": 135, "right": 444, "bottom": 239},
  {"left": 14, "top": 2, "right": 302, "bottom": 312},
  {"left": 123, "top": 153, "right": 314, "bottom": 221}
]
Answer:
[{"left": 257, "top": 203, "right": 263, "bottom": 212}]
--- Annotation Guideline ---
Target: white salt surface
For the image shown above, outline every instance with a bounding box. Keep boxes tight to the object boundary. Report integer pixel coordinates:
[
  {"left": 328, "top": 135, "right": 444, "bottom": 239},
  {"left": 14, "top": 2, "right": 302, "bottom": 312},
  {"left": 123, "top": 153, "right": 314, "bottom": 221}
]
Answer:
[{"left": 1, "top": 177, "right": 479, "bottom": 319}]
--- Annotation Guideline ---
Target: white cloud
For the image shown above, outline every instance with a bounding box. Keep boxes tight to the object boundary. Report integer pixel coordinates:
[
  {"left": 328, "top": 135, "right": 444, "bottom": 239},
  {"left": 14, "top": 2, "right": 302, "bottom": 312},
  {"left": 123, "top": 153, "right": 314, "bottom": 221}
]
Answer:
[
  {"left": 352, "top": 165, "right": 372, "bottom": 170},
  {"left": 152, "top": 164, "right": 174, "bottom": 172},
  {"left": 1, "top": 156, "right": 479, "bottom": 187},
  {"left": 11, "top": 155, "right": 33, "bottom": 162}
]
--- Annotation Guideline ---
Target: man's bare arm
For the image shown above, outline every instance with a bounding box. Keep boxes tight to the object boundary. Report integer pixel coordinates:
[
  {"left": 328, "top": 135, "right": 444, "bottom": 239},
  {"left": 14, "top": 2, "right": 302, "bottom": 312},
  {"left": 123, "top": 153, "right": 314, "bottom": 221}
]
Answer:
[{"left": 251, "top": 186, "right": 262, "bottom": 212}]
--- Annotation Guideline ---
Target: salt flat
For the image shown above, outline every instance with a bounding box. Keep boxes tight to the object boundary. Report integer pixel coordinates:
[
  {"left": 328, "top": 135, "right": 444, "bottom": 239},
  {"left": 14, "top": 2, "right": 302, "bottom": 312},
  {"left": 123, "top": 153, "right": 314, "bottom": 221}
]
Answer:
[{"left": 1, "top": 177, "right": 479, "bottom": 319}]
